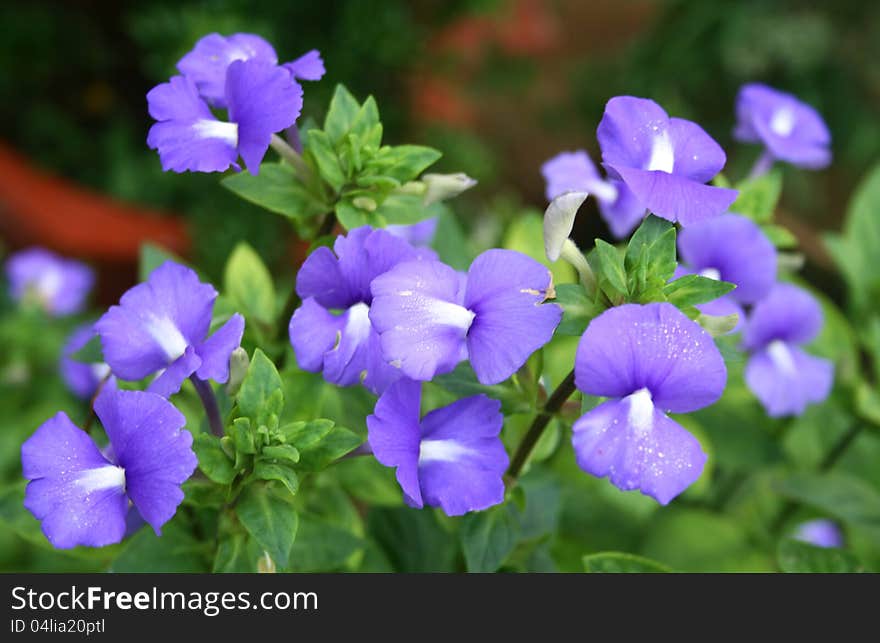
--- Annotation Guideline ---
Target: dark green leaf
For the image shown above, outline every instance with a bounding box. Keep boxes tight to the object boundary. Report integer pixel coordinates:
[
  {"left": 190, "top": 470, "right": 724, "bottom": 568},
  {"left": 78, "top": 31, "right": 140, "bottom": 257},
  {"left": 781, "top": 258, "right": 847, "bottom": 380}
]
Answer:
[
  {"left": 664, "top": 274, "right": 736, "bottom": 307},
  {"left": 775, "top": 472, "right": 880, "bottom": 541},
  {"left": 460, "top": 503, "right": 521, "bottom": 572},
  {"left": 222, "top": 163, "right": 328, "bottom": 221},
  {"left": 296, "top": 425, "right": 363, "bottom": 471},
  {"left": 777, "top": 539, "right": 863, "bottom": 573},
  {"left": 594, "top": 239, "right": 628, "bottom": 298},
  {"left": 236, "top": 482, "right": 299, "bottom": 568},
  {"left": 224, "top": 242, "right": 276, "bottom": 326},
  {"left": 433, "top": 363, "right": 532, "bottom": 415},
  {"left": 625, "top": 215, "right": 676, "bottom": 276},
  {"left": 367, "top": 507, "right": 458, "bottom": 572},
  {"left": 192, "top": 433, "right": 236, "bottom": 484},
  {"left": 583, "top": 552, "right": 673, "bottom": 573},
  {"left": 213, "top": 532, "right": 261, "bottom": 573},
  {"left": 554, "top": 283, "right": 601, "bottom": 336},
  {"left": 112, "top": 519, "right": 209, "bottom": 572},
  {"left": 288, "top": 515, "right": 363, "bottom": 572},
  {"left": 306, "top": 130, "right": 346, "bottom": 192},
  {"left": 254, "top": 461, "right": 299, "bottom": 497}
]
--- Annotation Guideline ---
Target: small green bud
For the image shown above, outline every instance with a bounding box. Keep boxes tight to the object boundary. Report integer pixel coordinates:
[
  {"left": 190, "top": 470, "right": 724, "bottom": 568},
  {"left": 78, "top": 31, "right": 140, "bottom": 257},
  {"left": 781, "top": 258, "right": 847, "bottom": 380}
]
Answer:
[
  {"left": 225, "top": 347, "right": 249, "bottom": 396},
  {"left": 422, "top": 172, "right": 477, "bottom": 205}
]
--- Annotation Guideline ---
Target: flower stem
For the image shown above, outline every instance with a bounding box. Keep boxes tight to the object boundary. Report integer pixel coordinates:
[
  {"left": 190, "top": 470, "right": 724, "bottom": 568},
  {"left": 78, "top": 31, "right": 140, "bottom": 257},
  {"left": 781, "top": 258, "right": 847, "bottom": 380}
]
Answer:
[
  {"left": 748, "top": 150, "right": 775, "bottom": 179},
  {"left": 506, "top": 369, "right": 577, "bottom": 484},
  {"left": 190, "top": 376, "right": 224, "bottom": 438},
  {"left": 270, "top": 134, "right": 312, "bottom": 181}
]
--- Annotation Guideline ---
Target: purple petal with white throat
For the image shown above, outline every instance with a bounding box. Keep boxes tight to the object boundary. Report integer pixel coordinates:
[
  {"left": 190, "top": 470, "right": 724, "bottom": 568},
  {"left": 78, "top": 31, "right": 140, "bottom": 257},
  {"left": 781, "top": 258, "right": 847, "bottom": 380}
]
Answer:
[
  {"left": 464, "top": 249, "right": 562, "bottom": 385},
  {"left": 370, "top": 259, "right": 471, "bottom": 381},
  {"left": 196, "top": 313, "right": 245, "bottom": 383},
  {"left": 745, "top": 342, "right": 833, "bottom": 417},
  {"left": 742, "top": 283, "right": 824, "bottom": 351},
  {"left": 575, "top": 302, "right": 726, "bottom": 413},
  {"left": 147, "top": 346, "right": 201, "bottom": 399},
  {"left": 597, "top": 96, "right": 672, "bottom": 171},
  {"left": 96, "top": 389, "right": 195, "bottom": 534},
  {"left": 572, "top": 394, "right": 707, "bottom": 505},
  {"left": 289, "top": 297, "right": 347, "bottom": 373},
  {"left": 22, "top": 413, "right": 128, "bottom": 548},
  {"left": 667, "top": 117, "right": 727, "bottom": 183},
  {"left": 541, "top": 150, "right": 602, "bottom": 201}
]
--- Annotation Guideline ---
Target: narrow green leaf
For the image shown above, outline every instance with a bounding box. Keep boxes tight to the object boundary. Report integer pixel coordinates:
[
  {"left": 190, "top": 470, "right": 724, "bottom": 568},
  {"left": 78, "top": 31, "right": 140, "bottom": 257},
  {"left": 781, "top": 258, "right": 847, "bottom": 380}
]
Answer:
[
  {"left": 625, "top": 215, "right": 676, "bottom": 276},
  {"left": 261, "top": 444, "right": 301, "bottom": 464},
  {"left": 583, "top": 552, "right": 673, "bottom": 573},
  {"left": 664, "top": 274, "right": 736, "bottom": 307},
  {"left": 296, "top": 425, "right": 363, "bottom": 471},
  {"left": 594, "top": 239, "right": 628, "bottom": 297},
  {"left": 224, "top": 242, "right": 276, "bottom": 326},
  {"left": 324, "top": 85, "right": 363, "bottom": 145},
  {"left": 306, "top": 129, "right": 347, "bottom": 192},
  {"left": 254, "top": 461, "right": 300, "bottom": 497},
  {"left": 236, "top": 482, "right": 299, "bottom": 568}
]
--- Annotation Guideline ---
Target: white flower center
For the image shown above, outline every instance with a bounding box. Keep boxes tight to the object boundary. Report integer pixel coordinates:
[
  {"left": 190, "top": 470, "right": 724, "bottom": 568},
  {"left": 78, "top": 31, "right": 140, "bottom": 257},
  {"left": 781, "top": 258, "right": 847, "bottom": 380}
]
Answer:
[
  {"left": 770, "top": 108, "right": 796, "bottom": 137},
  {"left": 91, "top": 363, "right": 111, "bottom": 381},
  {"left": 145, "top": 315, "right": 189, "bottom": 361},
  {"left": 35, "top": 268, "right": 63, "bottom": 303},
  {"left": 625, "top": 387, "right": 655, "bottom": 434},
  {"left": 344, "top": 302, "right": 373, "bottom": 344},
  {"left": 767, "top": 340, "right": 796, "bottom": 375},
  {"left": 192, "top": 119, "right": 239, "bottom": 146},
  {"left": 419, "top": 439, "right": 473, "bottom": 464},
  {"left": 699, "top": 267, "right": 721, "bottom": 281},
  {"left": 646, "top": 130, "right": 675, "bottom": 174},
  {"left": 77, "top": 465, "right": 126, "bottom": 494}
]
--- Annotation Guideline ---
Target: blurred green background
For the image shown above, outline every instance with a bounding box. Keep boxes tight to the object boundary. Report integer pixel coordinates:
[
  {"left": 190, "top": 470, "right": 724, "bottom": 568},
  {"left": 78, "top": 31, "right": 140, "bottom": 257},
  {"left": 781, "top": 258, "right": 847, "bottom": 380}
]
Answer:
[{"left": 1, "top": 0, "right": 879, "bottom": 573}]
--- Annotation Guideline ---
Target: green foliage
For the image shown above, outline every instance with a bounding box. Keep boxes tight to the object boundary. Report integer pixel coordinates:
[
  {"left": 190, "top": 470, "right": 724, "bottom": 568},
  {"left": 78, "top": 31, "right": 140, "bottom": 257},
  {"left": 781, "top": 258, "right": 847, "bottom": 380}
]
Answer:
[
  {"left": 664, "top": 274, "right": 736, "bottom": 308},
  {"left": 583, "top": 552, "right": 673, "bottom": 573},
  {"left": 235, "top": 482, "right": 299, "bottom": 569},
  {"left": 777, "top": 539, "right": 863, "bottom": 573},
  {"left": 460, "top": 503, "right": 521, "bottom": 573},
  {"left": 222, "top": 163, "right": 329, "bottom": 223},
  {"left": 732, "top": 170, "right": 782, "bottom": 223}
]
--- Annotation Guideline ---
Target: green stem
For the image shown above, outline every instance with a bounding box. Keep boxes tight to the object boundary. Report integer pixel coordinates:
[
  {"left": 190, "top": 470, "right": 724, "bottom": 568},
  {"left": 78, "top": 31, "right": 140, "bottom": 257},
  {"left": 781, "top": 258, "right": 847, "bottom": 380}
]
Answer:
[
  {"left": 191, "top": 376, "right": 224, "bottom": 438},
  {"left": 270, "top": 134, "right": 313, "bottom": 181},
  {"left": 505, "top": 370, "right": 577, "bottom": 484}
]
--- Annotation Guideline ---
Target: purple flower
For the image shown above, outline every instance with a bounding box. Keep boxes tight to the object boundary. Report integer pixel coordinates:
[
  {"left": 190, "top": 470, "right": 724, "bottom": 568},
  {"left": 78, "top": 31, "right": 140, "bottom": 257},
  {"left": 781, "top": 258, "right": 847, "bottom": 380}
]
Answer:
[
  {"left": 741, "top": 283, "right": 833, "bottom": 418},
  {"left": 95, "top": 261, "right": 244, "bottom": 399},
  {"left": 369, "top": 249, "right": 562, "bottom": 385},
  {"left": 5, "top": 248, "right": 94, "bottom": 317},
  {"left": 289, "top": 227, "right": 435, "bottom": 395},
  {"left": 541, "top": 150, "right": 645, "bottom": 239},
  {"left": 675, "top": 213, "right": 778, "bottom": 328},
  {"left": 367, "top": 378, "right": 508, "bottom": 516},
  {"left": 60, "top": 324, "right": 110, "bottom": 399},
  {"left": 21, "top": 386, "right": 197, "bottom": 549},
  {"left": 385, "top": 218, "right": 438, "bottom": 247},
  {"left": 793, "top": 519, "right": 844, "bottom": 549},
  {"left": 177, "top": 33, "right": 324, "bottom": 108},
  {"left": 147, "top": 60, "right": 302, "bottom": 174},
  {"left": 734, "top": 83, "right": 831, "bottom": 171},
  {"left": 573, "top": 303, "right": 726, "bottom": 504},
  {"left": 597, "top": 96, "right": 738, "bottom": 226}
]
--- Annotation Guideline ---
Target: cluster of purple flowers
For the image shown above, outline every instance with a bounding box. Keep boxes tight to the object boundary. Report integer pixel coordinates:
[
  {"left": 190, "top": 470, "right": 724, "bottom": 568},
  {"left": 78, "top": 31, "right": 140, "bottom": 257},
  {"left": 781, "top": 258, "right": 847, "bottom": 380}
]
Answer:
[
  {"left": 14, "top": 255, "right": 244, "bottom": 548},
  {"left": 147, "top": 33, "right": 324, "bottom": 174},
  {"left": 289, "top": 225, "right": 562, "bottom": 514},
  {"left": 538, "top": 87, "right": 834, "bottom": 502}
]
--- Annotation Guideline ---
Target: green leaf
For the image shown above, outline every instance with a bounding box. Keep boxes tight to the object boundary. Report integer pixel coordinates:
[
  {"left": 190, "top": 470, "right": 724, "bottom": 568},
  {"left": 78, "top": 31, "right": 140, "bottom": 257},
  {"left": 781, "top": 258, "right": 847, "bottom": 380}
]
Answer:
[
  {"left": 777, "top": 539, "right": 863, "bottom": 573},
  {"left": 732, "top": 170, "right": 782, "bottom": 223},
  {"left": 775, "top": 472, "right": 880, "bottom": 541},
  {"left": 460, "top": 503, "right": 521, "bottom": 572},
  {"left": 695, "top": 312, "right": 740, "bottom": 337},
  {"left": 288, "top": 515, "right": 363, "bottom": 572},
  {"left": 554, "top": 284, "right": 602, "bottom": 336},
  {"left": 254, "top": 461, "right": 300, "bottom": 497},
  {"left": 112, "top": 519, "right": 209, "bottom": 572},
  {"left": 825, "top": 163, "right": 880, "bottom": 316},
  {"left": 366, "top": 144, "right": 442, "bottom": 183},
  {"left": 139, "top": 243, "right": 183, "bottom": 281},
  {"left": 306, "top": 129, "right": 346, "bottom": 192},
  {"left": 324, "top": 85, "right": 361, "bottom": 143},
  {"left": 664, "top": 274, "right": 736, "bottom": 308},
  {"left": 296, "top": 425, "right": 363, "bottom": 471},
  {"left": 625, "top": 215, "right": 676, "bottom": 273},
  {"left": 433, "top": 363, "right": 532, "bottom": 415},
  {"left": 373, "top": 192, "right": 442, "bottom": 225},
  {"left": 594, "top": 239, "right": 628, "bottom": 298},
  {"left": 222, "top": 163, "right": 328, "bottom": 221},
  {"left": 279, "top": 418, "right": 336, "bottom": 450},
  {"left": 236, "top": 482, "right": 299, "bottom": 568},
  {"left": 583, "top": 552, "right": 673, "bottom": 573},
  {"left": 213, "top": 532, "right": 261, "bottom": 573},
  {"left": 192, "top": 433, "right": 237, "bottom": 484},
  {"left": 224, "top": 242, "right": 276, "bottom": 326},
  {"left": 237, "top": 349, "right": 284, "bottom": 426},
  {"left": 367, "top": 507, "right": 458, "bottom": 572},
  {"left": 261, "top": 444, "right": 301, "bottom": 464}
]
